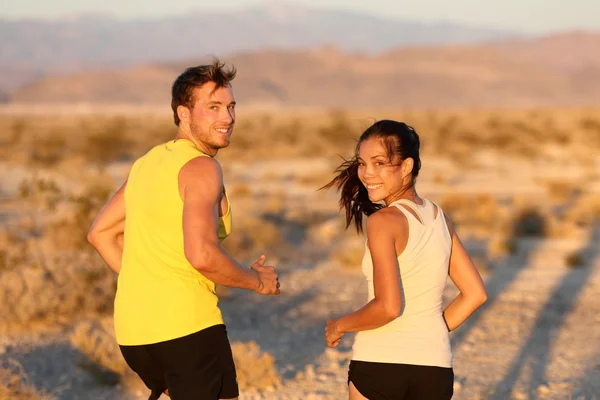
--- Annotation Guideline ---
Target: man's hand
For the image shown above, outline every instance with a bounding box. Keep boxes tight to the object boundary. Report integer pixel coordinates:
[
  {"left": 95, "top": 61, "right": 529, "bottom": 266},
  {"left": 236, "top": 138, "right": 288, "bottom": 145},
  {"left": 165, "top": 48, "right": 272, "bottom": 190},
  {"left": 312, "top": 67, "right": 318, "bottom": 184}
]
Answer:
[{"left": 250, "top": 255, "right": 280, "bottom": 295}]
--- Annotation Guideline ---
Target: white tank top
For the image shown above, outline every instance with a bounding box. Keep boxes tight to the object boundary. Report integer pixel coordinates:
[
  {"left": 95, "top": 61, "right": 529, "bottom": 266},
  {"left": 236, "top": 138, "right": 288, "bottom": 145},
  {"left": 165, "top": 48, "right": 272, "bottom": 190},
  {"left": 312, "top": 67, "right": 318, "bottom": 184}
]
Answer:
[{"left": 352, "top": 198, "right": 453, "bottom": 367}]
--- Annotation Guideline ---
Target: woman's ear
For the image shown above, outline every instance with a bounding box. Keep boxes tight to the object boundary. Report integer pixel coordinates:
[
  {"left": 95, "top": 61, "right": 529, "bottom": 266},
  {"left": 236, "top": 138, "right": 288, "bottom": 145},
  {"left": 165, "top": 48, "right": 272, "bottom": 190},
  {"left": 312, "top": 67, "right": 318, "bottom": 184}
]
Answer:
[{"left": 403, "top": 158, "right": 414, "bottom": 177}]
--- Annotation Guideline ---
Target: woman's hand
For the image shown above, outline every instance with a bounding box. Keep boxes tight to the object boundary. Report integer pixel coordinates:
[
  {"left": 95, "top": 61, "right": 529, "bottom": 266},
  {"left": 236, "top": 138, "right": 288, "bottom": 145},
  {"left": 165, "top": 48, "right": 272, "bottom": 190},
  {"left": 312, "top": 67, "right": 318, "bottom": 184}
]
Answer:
[{"left": 325, "top": 319, "right": 344, "bottom": 348}]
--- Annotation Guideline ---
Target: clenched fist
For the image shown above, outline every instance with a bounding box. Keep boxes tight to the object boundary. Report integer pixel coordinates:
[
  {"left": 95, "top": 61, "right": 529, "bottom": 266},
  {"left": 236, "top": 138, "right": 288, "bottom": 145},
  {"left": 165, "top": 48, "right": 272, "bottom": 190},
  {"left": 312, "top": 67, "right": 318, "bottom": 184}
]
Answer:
[{"left": 251, "top": 255, "right": 280, "bottom": 295}]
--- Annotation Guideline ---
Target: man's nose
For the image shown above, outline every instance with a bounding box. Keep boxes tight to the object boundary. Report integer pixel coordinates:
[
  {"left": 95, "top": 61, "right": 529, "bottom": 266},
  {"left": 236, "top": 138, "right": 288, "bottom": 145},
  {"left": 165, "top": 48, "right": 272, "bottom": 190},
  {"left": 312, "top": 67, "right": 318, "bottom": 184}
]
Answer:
[{"left": 223, "top": 109, "right": 234, "bottom": 123}]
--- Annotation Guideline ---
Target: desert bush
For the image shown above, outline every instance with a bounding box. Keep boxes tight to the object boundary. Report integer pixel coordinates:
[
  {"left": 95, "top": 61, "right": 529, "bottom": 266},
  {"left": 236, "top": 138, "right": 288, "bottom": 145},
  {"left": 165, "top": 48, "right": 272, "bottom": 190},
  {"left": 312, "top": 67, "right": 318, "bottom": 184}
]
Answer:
[
  {"left": 231, "top": 341, "right": 281, "bottom": 390},
  {"left": 48, "top": 181, "right": 114, "bottom": 250},
  {"left": 562, "top": 193, "right": 600, "bottom": 230},
  {"left": 487, "top": 235, "right": 519, "bottom": 259},
  {"left": 0, "top": 251, "right": 116, "bottom": 324},
  {"left": 318, "top": 109, "right": 361, "bottom": 146},
  {"left": 68, "top": 317, "right": 147, "bottom": 392},
  {"left": 80, "top": 117, "right": 133, "bottom": 165},
  {"left": 28, "top": 132, "right": 66, "bottom": 168},
  {"left": 0, "top": 230, "right": 28, "bottom": 271},
  {"left": 565, "top": 251, "right": 586, "bottom": 269},
  {"left": 437, "top": 193, "right": 506, "bottom": 238},
  {"left": 68, "top": 316, "right": 282, "bottom": 393},
  {"left": 511, "top": 208, "right": 548, "bottom": 238},
  {"left": 69, "top": 317, "right": 128, "bottom": 376},
  {"left": 543, "top": 179, "right": 581, "bottom": 203}
]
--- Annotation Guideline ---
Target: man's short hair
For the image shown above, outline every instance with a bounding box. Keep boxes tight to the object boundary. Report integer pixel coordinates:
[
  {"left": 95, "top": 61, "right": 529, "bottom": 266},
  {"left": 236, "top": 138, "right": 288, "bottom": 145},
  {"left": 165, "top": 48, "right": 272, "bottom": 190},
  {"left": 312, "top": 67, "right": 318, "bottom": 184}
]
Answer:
[{"left": 171, "top": 58, "right": 237, "bottom": 126}]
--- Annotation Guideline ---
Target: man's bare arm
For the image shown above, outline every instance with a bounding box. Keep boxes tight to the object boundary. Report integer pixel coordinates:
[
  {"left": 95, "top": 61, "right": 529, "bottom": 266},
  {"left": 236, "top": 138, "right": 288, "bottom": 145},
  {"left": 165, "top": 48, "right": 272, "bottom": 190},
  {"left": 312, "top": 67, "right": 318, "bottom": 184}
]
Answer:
[
  {"left": 180, "top": 156, "right": 279, "bottom": 294},
  {"left": 87, "top": 181, "right": 126, "bottom": 274}
]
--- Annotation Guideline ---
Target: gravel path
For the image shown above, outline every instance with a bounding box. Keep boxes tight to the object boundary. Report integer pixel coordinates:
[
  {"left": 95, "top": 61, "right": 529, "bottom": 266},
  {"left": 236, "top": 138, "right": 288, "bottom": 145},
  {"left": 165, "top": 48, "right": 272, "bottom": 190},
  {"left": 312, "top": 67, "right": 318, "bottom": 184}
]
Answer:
[{"left": 4, "top": 234, "right": 600, "bottom": 399}]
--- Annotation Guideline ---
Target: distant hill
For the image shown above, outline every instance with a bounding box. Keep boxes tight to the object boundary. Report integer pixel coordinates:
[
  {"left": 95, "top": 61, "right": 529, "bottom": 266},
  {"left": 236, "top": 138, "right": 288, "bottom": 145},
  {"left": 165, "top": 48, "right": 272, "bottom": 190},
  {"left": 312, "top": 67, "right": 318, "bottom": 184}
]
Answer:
[
  {"left": 9, "top": 32, "right": 600, "bottom": 108},
  {"left": 0, "top": 3, "right": 517, "bottom": 93}
]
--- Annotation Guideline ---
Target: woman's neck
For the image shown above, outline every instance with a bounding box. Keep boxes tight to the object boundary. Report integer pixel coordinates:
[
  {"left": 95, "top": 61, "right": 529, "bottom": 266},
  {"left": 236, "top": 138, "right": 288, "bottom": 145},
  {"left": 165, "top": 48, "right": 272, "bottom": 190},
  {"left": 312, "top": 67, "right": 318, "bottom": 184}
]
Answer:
[{"left": 384, "top": 188, "right": 422, "bottom": 206}]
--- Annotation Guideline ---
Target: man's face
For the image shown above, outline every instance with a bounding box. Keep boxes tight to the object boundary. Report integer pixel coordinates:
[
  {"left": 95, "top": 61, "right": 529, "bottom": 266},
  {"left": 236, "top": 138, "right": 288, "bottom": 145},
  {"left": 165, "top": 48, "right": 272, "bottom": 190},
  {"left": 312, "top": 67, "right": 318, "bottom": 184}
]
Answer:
[{"left": 185, "top": 81, "right": 236, "bottom": 156}]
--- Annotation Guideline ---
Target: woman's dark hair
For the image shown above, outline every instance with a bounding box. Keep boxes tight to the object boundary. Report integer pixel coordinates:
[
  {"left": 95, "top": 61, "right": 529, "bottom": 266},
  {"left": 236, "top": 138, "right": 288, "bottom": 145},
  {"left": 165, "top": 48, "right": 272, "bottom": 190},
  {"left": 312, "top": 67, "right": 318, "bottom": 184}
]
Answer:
[
  {"left": 171, "top": 58, "right": 237, "bottom": 126},
  {"left": 321, "top": 120, "right": 421, "bottom": 233}
]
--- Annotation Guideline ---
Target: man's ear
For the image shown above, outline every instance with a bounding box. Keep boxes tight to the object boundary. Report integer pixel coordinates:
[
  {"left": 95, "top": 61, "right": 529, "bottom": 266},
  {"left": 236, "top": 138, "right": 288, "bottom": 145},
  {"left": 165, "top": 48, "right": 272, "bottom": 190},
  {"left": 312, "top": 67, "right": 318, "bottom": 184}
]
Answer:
[{"left": 177, "top": 105, "right": 190, "bottom": 124}]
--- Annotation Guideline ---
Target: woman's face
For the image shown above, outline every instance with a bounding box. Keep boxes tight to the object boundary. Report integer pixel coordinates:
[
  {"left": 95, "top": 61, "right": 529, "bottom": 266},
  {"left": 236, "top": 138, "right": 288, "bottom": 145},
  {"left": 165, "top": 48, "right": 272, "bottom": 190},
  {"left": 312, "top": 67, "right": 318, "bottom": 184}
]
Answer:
[{"left": 357, "top": 137, "right": 412, "bottom": 205}]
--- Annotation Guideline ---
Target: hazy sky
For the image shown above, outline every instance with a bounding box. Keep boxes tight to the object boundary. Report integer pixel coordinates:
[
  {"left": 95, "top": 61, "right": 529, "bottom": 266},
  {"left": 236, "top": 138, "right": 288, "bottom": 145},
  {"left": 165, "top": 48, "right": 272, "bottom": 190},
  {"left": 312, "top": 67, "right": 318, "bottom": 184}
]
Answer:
[{"left": 2, "top": 0, "right": 598, "bottom": 34}]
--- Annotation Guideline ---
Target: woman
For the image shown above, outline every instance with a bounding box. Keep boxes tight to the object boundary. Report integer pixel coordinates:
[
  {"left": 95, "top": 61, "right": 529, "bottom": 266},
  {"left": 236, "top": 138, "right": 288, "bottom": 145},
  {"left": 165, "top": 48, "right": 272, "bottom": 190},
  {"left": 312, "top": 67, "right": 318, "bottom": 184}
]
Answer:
[{"left": 322, "top": 120, "right": 487, "bottom": 399}]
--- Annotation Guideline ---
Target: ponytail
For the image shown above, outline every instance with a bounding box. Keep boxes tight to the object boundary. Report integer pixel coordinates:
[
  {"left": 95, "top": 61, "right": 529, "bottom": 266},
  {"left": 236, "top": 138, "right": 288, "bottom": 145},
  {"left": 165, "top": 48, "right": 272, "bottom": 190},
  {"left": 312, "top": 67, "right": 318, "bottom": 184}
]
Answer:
[{"left": 320, "top": 157, "right": 383, "bottom": 233}]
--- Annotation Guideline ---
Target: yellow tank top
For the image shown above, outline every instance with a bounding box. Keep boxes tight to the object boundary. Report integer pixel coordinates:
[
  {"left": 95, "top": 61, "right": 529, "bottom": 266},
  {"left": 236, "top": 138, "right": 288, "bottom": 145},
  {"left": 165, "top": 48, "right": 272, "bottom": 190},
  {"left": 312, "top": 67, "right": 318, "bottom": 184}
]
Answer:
[{"left": 114, "top": 138, "right": 232, "bottom": 345}]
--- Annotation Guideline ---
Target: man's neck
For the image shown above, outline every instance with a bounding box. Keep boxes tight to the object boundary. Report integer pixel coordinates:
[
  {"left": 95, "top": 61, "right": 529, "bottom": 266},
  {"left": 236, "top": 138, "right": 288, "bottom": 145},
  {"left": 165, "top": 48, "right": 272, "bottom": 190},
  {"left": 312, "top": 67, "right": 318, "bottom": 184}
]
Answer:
[{"left": 175, "top": 131, "right": 217, "bottom": 157}]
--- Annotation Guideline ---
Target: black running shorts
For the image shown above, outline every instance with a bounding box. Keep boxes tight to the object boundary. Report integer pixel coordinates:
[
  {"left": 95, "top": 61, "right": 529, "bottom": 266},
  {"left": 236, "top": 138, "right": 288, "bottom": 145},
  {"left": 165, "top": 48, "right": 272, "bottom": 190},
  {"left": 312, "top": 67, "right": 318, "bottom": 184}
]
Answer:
[
  {"left": 120, "top": 324, "right": 238, "bottom": 400},
  {"left": 348, "top": 360, "right": 454, "bottom": 400}
]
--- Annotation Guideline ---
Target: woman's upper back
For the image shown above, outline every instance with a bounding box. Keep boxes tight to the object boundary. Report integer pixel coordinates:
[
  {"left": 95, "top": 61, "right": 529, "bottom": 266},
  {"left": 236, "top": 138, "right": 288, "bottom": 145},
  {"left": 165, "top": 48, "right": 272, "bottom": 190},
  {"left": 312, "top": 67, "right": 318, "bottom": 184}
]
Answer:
[
  {"left": 354, "top": 198, "right": 453, "bottom": 366},
  {"left": 361, "top": 198, "right": 452, "bottom": 319}
]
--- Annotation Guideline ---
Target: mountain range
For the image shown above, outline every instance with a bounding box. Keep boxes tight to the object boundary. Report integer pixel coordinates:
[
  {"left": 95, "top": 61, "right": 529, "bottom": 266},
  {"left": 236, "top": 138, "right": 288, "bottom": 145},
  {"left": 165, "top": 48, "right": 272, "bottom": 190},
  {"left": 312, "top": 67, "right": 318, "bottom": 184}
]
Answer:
[{"left": 2, "top": 4, "right": 600, "bottom": 108}]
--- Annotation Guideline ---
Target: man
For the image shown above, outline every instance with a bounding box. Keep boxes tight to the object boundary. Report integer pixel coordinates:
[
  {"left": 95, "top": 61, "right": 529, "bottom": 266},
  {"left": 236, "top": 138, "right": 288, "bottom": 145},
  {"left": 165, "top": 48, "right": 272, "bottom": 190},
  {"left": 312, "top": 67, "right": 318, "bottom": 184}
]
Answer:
[{"left": 87, "top": 59, "right": 280, "bottom": 400}]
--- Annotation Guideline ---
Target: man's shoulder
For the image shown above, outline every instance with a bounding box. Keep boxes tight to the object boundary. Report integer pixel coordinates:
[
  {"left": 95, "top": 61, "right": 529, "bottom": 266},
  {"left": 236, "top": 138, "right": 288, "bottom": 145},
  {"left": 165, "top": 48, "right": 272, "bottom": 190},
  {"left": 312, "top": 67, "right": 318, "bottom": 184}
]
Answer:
[{"left": 180, "top": 156, "right": 223, "bottom": 190}]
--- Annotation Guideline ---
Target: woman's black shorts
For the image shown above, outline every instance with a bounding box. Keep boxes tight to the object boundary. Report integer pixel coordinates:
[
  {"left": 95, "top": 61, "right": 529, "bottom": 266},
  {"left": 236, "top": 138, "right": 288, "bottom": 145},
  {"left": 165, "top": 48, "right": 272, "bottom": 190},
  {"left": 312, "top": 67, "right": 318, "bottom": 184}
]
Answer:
[{"left": 348, "top": 360, "right": 454, "bottom": 400}]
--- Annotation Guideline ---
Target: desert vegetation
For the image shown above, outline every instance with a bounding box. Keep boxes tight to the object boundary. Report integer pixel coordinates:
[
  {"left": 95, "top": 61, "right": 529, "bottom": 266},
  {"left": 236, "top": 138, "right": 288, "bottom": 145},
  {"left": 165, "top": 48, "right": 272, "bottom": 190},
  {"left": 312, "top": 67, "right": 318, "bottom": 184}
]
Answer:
[{"left": 1, "top": 106, "right": 599, "bottom": 399}]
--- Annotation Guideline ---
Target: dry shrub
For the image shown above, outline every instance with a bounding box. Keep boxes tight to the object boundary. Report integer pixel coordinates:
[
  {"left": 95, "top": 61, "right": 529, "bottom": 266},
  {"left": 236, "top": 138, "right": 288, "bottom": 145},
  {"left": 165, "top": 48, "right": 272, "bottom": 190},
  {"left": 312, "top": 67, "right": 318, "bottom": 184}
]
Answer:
[
  {"left": 2, "top": 108, "right": 600, "bottom": 165},
  {"left": 565, "top": 251, "right": 586, "bottom": 269},
  {"left": 546, "top": 214, "right": 584, "bottom": 239},
  {"left": 562, "top": 193, "right": 600, "bottom": 229},
  {"left": 487, "top": 235, "right": 519, "bottom": 259},
  {"left": 0, "top": 175, "right": 117, "bottom": 325},
  {"left": 47, "top": 180, "right": 114, "bottom": 250},
  {"left": 68, "top": 318, "right": 146, "bottom": 392},
  {"left": 543, "top": 179, "right": 581, "bottom": 203},
  {"left": 28, "top": 132, "right": 67, "bottom": 168},
  {"left": 511, "top": 208, "right": 548, "bottom": 238},
  {"left": 0, "top": 251, "right": 116, "bottom": 325},
  {"left": 0, "top": 360, "right": 52, "bottom": 400},
  {"left": 69, "top": 318, "right": 127, "bottom": 375},
  {"left": 318, "top": 109, "right": 361, "bottom": 146},
  {"left": 438, "top": 193, "right": 506, "bottom": 238},
  {"left": 79, "top": 117, "right": 133, "bottom": 165},
  {"left": 231, "top": 341, "right": 281, "bottom": 390},
  {"left": 0, "top": 230, "right": 27, "bottom": 271}
]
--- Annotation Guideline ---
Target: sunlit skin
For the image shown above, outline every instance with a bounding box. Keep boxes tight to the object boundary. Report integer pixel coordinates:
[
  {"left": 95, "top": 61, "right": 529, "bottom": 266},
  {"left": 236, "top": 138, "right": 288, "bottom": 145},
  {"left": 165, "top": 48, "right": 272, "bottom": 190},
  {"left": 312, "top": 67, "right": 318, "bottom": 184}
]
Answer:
[{"left": 176, "top": 81, "right": 236, "bottom": 157}]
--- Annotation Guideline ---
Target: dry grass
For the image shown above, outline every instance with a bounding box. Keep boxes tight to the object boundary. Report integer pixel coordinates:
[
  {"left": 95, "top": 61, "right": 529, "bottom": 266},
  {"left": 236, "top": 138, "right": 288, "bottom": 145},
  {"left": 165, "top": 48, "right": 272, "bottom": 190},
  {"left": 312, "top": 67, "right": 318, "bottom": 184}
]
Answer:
[
  {"left": 0, "top": 176, "right": 117, "bottom": 325},
  {"left": 68, "top": 317, "right": 281, "bottom": 392},
  {"left": 231, "top": 341, "right": 281, "bottom": 390},
  {"left": 2, "top": 108, "right": 599, "bottom": 165},
  {"left": 0, "top": 106, "right": 599, "bottom": 325},
  {"left": 69, "top": 318, "right": 128, "bottom": 376},
  {"left": 68, "top": 317, "right": 148, "bottom": 394}
]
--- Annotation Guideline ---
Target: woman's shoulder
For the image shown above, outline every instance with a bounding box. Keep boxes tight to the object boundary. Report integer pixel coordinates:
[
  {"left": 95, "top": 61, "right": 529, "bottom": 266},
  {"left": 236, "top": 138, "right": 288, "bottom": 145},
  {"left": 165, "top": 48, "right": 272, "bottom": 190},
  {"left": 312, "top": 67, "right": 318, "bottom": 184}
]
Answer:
[{"left": 367, "top": 206, "right": 408, "bottom": 233}]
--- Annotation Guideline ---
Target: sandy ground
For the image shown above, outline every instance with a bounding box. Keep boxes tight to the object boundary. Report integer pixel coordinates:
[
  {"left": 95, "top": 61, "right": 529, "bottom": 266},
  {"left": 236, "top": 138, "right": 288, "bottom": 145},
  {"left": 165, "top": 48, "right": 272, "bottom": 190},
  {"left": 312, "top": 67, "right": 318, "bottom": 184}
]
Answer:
[{"left": 2, "top": 157, "right": 600, "bottom": 399}]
